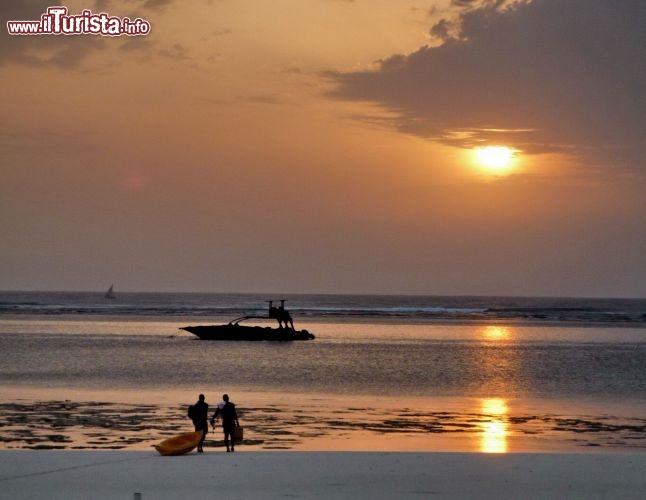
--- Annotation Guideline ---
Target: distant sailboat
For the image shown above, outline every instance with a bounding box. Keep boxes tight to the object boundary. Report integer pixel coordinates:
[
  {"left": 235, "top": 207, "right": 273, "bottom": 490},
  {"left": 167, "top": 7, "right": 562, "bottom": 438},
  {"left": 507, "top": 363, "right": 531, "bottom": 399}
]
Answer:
[{"left": 105, "top": 284, "right": 116, "bottom": 299}]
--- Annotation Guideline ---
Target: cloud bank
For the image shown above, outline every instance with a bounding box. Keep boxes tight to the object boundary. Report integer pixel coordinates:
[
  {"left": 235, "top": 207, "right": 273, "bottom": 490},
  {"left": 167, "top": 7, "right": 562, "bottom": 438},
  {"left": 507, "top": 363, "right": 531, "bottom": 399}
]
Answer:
[{"left": 329, "top": 0, "right": 646, "bottom": 172}]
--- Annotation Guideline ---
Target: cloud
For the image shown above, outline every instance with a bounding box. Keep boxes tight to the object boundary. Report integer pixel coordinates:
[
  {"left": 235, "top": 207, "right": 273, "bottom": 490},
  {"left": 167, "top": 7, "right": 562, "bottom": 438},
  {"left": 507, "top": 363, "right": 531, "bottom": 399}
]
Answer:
[
  {"left": 141, "top": 0, "right": 174, "bottom": 10},
  {"left": 95, "top": 0, "right": 172, "bottom": 12},
  {"left": 328, "top": 0, "right": 646, "bottom": 172},
  {"left": 241, "top": 93, "right": 284, "bottom": 105},
  {"left": 281, "top": 66, "right": 303, "bottom": 75},
  {"left": 158, "top": 42, "right": 190, "bottom": 61},
  {"left": 119, "top": 37, "right": 156, "bottom": 52}
]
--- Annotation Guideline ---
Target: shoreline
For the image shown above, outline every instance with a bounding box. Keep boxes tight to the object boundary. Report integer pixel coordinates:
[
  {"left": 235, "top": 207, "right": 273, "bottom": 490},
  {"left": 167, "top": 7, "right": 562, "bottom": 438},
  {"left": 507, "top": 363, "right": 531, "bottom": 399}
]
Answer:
[
  {"left": 2, "top": 394, "right": 645, "bottom": 454},
  {"left": 1, "top": 450, "right": 645, "bottom": 499}
]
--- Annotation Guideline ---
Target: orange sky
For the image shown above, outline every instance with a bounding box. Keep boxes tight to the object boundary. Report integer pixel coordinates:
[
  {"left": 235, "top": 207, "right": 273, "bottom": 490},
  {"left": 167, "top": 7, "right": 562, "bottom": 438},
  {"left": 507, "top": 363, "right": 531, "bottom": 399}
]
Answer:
[{"left": 1, "top": 0, "right": 645, "bottom": 296}]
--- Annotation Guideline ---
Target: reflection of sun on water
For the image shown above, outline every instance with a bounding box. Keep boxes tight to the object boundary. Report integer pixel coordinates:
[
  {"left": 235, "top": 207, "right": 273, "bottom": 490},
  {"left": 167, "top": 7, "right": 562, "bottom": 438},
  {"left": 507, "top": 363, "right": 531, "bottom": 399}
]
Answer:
[
  {"left": 481, "top": 326, "right": 513, "bottom": 341},
  {"left": 480, "top": 398, "right": 509, "bottom": 453}
]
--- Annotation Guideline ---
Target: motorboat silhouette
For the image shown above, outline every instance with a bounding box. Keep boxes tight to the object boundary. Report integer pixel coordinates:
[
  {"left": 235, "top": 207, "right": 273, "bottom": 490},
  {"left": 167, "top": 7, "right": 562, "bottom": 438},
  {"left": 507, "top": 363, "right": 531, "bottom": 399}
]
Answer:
[{"left": 181, "top": 300, "right": 315, "bottom": 341}]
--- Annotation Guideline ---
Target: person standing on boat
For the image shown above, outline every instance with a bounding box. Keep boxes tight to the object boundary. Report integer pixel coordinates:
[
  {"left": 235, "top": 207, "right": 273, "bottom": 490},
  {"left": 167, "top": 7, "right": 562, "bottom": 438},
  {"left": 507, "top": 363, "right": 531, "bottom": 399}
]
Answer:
[
  {"left": 190, "top": 394, "right": 209, "bottom": 453},
  {"left": 269, "top": 300, "right": 295, "bottom": 329},
  {"left": 210, "top": 394, "right": 240, "bottom": 452},
  {"left": 278, "top": 303, "right": 295, "bottom": 330}
]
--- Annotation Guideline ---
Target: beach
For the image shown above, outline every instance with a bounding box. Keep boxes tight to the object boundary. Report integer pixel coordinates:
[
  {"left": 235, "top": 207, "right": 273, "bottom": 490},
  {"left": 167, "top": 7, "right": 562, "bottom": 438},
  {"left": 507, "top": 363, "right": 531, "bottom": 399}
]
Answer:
[
  {"left": 1, "top": 392, "right": 645, "bottom": 453},
  {"left": 1, "top": 450, "right": 646, "bottom": 499},
  {"left": 1, "top": 292, "right": 645, "bottom": 497},
  {"left": 3, "top": 0, "right": 646, "bottom": 495}
]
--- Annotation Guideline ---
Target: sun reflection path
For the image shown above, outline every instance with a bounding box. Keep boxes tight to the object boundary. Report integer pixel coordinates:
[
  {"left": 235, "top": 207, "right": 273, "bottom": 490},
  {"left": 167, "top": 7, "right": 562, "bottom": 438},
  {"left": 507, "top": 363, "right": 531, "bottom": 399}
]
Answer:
[
  {"left": 480, "top": 325, "right": 513, "bottom": 341},
  {"left": 480, "top": 398, "right": 509, "bottom": 453}
]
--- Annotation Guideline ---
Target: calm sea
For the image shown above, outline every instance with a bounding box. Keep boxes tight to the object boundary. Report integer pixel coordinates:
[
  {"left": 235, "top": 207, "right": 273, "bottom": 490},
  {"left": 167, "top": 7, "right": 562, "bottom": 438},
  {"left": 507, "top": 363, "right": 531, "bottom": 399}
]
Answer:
[{"left": 1, "top": 291, "right": 645, "bottom": 399}]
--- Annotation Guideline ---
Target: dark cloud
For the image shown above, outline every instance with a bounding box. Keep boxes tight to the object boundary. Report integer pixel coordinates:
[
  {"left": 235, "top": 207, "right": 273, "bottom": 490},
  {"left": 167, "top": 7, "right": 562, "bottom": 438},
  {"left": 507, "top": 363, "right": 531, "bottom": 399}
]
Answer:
[
  {"left": 429, "top": 18, "right": 452, "bottom": 41},
  {"left": 241, "top": 93, "right": 283, "bottom": 105},
  {"left": 119, "top": 37, "right": 156, "bottom": 52},
  {"left": 212, "top": 28, "right": 232, "bottom": 37},
  {"left": 281, "top": 66, "right": 303, "bottom": 75},
  {"left": 158, "top": 42, "right": 190, "bottom": 61},
  {"left": 450, "top": 0, "right": 511, "bottom": 11},
  {"left": 329, "top": 0, "right": 646, "bottom": 172},
  {"left": 452, "top": 0, "right": 482, "bottom": 7},
  {"left": 142, "top": 0, "right": 174, "bottom": 10}
]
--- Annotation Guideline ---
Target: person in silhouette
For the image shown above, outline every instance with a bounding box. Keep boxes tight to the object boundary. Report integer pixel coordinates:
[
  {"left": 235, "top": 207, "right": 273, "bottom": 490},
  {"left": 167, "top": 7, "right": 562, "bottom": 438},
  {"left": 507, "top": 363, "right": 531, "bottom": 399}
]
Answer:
[
  {"left": 277, "top": 303, "right": 294, "bottom": 329},
  {"left": 189, "top": 394, "right": 209, "bottom": 452},
  {"left": 268, "top": 301, "right": 280, "bottom": 323},
  {"left": 268, "top": 300, "right": 295, "bottom": 329},
  {"left": 210, "top": 393, "right": 240, "bottom": 452}
]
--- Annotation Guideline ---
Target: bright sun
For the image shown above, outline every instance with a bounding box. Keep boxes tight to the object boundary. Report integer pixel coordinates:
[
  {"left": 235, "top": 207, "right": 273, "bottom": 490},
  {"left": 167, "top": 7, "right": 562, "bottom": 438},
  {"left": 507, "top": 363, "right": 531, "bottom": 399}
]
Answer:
[{"left": 474, "top": 146, "right": 516, "bottom": 173}]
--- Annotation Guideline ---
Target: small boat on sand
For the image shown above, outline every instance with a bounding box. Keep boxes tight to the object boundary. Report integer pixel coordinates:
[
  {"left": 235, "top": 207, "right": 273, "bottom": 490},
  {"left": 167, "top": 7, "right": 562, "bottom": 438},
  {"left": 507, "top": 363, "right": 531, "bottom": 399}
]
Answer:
[
  {"left": 154, "top": 431, "right": 203, "bottom": 456},
  {"left": 181, "top": 300, "right": 315, "bottom": 341}
]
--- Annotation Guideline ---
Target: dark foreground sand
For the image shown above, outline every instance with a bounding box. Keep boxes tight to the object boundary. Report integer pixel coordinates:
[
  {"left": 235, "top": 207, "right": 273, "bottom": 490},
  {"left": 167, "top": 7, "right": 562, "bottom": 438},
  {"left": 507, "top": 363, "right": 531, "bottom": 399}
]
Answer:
[{"left": 1, "top": 451, "right": 645, "bottom": 500}]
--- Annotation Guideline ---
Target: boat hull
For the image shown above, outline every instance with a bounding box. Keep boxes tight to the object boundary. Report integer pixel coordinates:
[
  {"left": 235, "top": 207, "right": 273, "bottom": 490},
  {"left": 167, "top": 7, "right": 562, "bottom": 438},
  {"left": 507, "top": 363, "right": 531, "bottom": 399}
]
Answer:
[
  {"left": 181, "top": 324, "right": 315, "bottom": 341},
  {"left": 154, "top": 431, "right": 203, "bottom": 456}
]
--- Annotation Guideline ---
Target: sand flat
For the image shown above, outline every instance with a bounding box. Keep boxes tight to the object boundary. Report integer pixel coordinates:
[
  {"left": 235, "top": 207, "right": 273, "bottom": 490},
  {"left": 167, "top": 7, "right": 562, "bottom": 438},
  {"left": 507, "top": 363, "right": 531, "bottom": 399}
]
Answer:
[{"left": 1, "top": 451, "right": 645, "bottom": 499}]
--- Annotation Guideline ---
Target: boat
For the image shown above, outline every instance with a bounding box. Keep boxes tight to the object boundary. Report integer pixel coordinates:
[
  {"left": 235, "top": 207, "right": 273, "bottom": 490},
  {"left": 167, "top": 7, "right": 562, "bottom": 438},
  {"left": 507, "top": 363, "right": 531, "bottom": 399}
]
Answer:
[
  {"left": 181, "top": 299, "right": 315, "bottom": 341},
  {"left": 182, "top": 324, "right": 315, "bottom": 341},
  {"left": 153, "top": 431, "right": 203, "bottom": 456},
  {"left": 105, "top": 284, "right": 116, "bottom": 299}
]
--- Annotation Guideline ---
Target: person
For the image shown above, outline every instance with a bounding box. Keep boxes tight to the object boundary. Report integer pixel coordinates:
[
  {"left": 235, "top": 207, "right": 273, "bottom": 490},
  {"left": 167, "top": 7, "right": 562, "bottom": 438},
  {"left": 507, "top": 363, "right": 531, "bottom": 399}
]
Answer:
[
  {"left": 190, "top": 394, "right": 209, "bottom": 453},
  {"left": 268, "top": 299, "right": 294, "bottom": 329},
  {"left": 210, "top": 393, "right": 240, "bottom": 452},
  {"left": 277, "top": 302, "right": 295, "bottom": 330}
]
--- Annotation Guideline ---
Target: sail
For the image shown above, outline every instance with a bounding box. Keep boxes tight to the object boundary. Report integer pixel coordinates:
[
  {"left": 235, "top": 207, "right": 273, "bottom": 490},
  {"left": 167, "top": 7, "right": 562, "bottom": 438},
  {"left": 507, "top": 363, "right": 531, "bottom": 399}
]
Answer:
[{"left": 105, "top": 284, "right": 115, "bottom": 299}]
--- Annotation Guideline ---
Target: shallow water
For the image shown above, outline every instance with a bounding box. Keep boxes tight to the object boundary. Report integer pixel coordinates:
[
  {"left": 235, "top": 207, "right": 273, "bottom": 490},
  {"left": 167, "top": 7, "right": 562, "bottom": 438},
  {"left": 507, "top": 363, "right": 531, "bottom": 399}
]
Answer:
[{"left": 1, "top": 321, "right": 645, "bottom": 400}]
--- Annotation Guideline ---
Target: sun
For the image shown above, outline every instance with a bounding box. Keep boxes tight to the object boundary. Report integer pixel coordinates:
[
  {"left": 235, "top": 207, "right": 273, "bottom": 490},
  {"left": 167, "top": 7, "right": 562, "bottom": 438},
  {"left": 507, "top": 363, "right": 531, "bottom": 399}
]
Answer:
[{"left": 474, "top": 146, "right": 516, "bottom": 173}]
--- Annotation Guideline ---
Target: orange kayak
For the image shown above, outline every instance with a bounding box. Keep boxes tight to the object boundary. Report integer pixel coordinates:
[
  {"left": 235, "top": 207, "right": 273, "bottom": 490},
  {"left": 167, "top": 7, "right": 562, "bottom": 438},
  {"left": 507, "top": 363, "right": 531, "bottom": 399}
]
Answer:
[{"left": 154, "top": 431, "right": 203, "bottom": 456}]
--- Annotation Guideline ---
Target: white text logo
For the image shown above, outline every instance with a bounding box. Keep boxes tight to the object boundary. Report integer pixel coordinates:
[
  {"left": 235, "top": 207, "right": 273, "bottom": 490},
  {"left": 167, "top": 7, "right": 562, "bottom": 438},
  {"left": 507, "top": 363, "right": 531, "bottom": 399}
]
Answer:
[{"left": 7, "top": 6, "right": 151, "bottom": 36}]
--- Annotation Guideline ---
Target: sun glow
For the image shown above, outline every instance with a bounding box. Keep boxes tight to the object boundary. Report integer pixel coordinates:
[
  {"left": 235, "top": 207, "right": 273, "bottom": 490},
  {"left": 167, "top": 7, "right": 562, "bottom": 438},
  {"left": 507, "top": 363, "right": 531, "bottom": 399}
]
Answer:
[{"left": 474, "top": 146, "right": 516, "bottom": 173}]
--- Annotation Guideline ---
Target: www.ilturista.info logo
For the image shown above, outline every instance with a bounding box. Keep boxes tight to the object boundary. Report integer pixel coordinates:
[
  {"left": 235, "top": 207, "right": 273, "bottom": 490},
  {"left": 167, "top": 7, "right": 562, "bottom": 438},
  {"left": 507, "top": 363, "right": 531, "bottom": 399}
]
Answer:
[{"left": 7, "top": 6, "right": 151, "bottom": 36}]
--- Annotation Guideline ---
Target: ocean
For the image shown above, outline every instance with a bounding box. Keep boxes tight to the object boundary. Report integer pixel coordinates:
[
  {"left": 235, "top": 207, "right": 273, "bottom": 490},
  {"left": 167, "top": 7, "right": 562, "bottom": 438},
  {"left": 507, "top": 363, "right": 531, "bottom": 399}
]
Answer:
[{"left": 1, "top": 291, "right": 645, "bottom": 452}]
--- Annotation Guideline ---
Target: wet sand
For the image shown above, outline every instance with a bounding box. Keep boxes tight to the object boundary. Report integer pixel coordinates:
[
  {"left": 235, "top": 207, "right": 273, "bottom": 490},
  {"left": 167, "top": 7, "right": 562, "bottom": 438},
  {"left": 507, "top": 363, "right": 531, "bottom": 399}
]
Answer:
[{"left": 1, "top": 397, "right": 645, "bottom": 453}]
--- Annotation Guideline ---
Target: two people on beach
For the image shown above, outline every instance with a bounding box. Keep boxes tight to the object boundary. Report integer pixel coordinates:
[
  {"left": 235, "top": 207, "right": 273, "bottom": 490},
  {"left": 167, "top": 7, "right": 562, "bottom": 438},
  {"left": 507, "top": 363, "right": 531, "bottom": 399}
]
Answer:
[{"left": 189, "top": 393, "right": 240, "bottom": 452}]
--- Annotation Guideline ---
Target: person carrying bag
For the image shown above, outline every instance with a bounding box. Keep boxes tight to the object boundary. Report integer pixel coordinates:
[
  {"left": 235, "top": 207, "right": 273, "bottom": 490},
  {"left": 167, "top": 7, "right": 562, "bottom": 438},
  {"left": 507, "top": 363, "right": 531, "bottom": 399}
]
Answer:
[{"left": 211, "top": 393, "right": 241, "bottom": 452}]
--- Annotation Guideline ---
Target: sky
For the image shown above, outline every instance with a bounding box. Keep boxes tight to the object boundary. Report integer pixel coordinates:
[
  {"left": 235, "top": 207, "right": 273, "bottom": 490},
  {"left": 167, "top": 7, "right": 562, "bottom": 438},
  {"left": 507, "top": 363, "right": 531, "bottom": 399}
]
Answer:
[{"left": 1, "top": 0, "right": 645, "bottom": 297}]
